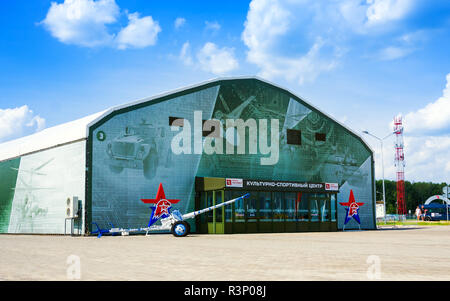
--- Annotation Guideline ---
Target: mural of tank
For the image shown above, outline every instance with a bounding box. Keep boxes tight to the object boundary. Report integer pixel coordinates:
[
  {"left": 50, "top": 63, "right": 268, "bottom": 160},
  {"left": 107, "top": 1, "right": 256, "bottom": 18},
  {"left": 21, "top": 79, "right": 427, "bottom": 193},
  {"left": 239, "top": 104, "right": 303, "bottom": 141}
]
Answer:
[{"left": 106, "top": 120, "right": 169, "bottom": 179}]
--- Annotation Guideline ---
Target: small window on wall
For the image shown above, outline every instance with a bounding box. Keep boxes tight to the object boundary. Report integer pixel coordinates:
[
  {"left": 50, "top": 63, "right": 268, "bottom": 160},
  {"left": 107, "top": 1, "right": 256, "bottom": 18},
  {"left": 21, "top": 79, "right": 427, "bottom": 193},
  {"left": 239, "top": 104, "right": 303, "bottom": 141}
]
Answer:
[
  {"left": 315, "top": 133, "right": 326, "bottom": 142},
  {"left": 287, "top": 129, "right": 301, "bottom": 145},
  {"left": 169, "top": 116, "right": 184, "bottom": 127}
]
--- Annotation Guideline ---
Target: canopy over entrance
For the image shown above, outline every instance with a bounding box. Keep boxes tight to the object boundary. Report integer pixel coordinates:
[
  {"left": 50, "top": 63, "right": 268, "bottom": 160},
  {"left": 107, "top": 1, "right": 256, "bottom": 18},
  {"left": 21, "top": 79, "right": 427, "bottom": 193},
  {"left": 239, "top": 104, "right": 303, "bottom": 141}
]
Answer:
[{"left": 424, "top": 195, "right": 450, "bottom": 205}]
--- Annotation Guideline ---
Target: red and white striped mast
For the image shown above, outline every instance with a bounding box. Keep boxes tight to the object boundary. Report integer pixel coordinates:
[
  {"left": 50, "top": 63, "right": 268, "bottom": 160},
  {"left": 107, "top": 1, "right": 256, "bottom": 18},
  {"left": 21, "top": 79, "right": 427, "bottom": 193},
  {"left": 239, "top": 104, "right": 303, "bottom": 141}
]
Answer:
[{"left": 394, "top": 116, "right": 406, "bottom": 215}]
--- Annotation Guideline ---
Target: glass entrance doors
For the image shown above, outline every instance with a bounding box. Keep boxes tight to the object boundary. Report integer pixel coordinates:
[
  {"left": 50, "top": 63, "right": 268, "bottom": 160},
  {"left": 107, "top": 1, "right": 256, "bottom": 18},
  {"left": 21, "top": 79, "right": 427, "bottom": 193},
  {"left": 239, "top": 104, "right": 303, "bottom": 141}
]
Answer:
[
  {"left": 197, "top": 190, "right": 338, "bottom": 234},
  {"left": 201, "top": 190, "right": 225, "bottom": 234},
  {"left": 308, "top": 193, "right": 334, "bottom": 231}
]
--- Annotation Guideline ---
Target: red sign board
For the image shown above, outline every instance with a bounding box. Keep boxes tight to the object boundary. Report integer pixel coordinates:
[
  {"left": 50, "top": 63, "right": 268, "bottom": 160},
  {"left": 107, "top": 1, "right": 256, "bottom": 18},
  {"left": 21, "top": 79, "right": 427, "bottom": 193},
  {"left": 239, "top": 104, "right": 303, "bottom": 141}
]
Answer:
[{"left": 226, "top": 178, "right": 243, "bottom": 188}]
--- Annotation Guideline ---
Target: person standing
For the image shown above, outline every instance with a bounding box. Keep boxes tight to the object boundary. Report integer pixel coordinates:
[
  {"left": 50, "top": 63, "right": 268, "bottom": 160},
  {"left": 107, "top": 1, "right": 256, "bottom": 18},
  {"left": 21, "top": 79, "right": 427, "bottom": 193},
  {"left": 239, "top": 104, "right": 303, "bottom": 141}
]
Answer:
[{"left": 415, "top": 206, "right": 421, "bottom": 221}]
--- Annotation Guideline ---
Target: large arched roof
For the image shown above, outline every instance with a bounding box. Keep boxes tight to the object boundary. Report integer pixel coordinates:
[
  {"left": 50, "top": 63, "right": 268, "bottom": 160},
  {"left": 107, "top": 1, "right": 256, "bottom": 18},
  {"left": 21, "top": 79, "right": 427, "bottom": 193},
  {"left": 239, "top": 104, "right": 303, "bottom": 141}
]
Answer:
[
  {"left": 87, "top": 76, "right": 373, "bottom": 154},
  {"left": 0, "top": 76, "right": 373, "bottom": 162}
]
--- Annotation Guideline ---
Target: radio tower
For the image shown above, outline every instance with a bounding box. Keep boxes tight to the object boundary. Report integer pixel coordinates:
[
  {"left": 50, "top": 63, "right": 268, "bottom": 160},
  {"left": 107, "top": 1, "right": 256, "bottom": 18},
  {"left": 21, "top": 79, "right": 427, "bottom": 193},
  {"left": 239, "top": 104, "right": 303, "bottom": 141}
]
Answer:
[{"left": 394, "top": 116, "right": 406, "bottom": 215}]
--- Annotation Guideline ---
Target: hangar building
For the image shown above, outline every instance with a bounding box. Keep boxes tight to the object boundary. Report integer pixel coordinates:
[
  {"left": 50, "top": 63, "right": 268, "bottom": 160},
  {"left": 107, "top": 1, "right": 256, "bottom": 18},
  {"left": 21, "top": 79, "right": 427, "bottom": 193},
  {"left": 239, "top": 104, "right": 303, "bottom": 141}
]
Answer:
[{"left": 0, "top": 77, "right": 375, "bottom": 235}]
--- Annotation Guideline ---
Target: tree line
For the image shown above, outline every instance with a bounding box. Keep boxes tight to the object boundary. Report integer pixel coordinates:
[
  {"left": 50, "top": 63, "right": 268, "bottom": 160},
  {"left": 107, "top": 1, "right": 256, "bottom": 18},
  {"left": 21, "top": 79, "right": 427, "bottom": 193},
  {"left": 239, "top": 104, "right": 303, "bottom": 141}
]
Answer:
[{"left": 375, "top": 180, "right": 449, "bottom": 214}]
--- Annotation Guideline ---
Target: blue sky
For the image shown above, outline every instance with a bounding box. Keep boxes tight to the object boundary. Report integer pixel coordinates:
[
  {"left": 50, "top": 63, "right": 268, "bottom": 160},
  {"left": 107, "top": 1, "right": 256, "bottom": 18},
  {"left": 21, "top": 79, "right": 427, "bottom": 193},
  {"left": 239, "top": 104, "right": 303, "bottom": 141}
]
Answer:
[{"left": 0, "top": 0, "right": 449, "bottom": 184}]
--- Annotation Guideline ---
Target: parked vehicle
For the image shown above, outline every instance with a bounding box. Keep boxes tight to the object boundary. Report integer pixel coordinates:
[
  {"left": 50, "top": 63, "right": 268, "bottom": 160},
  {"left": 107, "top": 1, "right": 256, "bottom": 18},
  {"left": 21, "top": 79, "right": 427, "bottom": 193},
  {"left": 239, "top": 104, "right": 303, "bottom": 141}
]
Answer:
[
  {"left": 422, "top": 203, "right": 450, "bottom": 221},
  {"left": 106, "top": 121, "right": 167, "bottom": 179}
]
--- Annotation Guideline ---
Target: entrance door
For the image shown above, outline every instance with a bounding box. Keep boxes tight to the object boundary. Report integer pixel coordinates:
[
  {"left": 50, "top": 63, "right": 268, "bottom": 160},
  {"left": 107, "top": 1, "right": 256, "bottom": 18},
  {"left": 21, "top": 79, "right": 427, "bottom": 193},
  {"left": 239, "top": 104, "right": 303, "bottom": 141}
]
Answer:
[
  {"left": 308, "top": 193, "right": 337, "bottom": 231},
  {"left": 205, "top": 190, "right": 225, "bottom": 234},
  {"left": 309, "top": 193, "right": 328, "bottom": 231}
]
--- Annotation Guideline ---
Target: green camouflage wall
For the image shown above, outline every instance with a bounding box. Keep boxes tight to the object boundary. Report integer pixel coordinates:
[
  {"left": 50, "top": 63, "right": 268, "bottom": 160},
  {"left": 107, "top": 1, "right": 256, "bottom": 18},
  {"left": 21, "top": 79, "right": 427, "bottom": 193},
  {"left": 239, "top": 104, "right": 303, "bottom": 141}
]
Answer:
[
  {"left": 197, "top": 81, "right": 374, "bottom": 229},
  {"left": 90, "top": 78, "right": 375, "bottom": 231},
  {"left": 0, "top": 158, "right": 20, "bottom": 232}
]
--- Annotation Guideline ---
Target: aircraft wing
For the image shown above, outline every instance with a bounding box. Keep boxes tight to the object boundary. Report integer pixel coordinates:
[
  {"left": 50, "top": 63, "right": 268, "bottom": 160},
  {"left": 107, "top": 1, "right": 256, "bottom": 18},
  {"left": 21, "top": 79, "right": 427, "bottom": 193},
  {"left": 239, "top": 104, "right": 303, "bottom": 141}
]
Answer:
[
  {"left": 35, "top": 158, "right": 55, "bottom": 171},
  {"left": 12, "top": 187, "right": 53, "bottom": 191}
]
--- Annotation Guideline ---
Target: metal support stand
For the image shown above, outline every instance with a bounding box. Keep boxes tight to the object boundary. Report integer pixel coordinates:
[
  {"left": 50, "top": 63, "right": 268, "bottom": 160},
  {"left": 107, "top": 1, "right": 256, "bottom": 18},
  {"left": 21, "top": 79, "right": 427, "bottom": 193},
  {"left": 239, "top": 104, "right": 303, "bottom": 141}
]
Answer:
[
  {"left": 343, "top": 224, "right": 362, "bottom": 231},
  {"left": 64, "top": 217, "right": 81, "bottom": 236},
  {"left": 64, "top": 218, "right": 74, "bottom": 236},
  {"left": 64, "top": 197, "right": 82, "bottom": 236}
]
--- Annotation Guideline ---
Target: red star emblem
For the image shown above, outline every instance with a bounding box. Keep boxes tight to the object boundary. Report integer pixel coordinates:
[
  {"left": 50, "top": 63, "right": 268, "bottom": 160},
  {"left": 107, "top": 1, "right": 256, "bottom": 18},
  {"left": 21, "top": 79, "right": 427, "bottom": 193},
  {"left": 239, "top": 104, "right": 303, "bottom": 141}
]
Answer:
[
  {"left": 152, "top": 199, "right": 171, "bottom": 219},
  {"left": 141, "top": 183, "right": 180, "bottom": 204},
  {"left": 339, "top": 190, "right": 364, "bottom": 217},
  {"left": 141, "top": 183, "right": 180, "bottom": 219}
]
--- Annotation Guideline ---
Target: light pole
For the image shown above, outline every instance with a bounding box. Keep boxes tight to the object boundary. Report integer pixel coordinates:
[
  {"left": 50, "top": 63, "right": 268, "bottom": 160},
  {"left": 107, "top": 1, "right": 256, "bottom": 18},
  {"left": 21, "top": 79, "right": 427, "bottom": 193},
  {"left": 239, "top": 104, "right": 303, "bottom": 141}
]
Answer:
[
  {"left": 362, "top": 130, "right": 394, "bottom": 223},
  {"left": 444, "top": 185, "right": 449, "bottom": 222}
]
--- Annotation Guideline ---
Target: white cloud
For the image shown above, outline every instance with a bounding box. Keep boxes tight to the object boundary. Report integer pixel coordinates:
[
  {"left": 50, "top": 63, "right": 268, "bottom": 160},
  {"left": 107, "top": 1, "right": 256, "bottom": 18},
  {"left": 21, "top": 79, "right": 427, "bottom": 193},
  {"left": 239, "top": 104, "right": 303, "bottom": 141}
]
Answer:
[
  {"left": 242, "top": 0, "right": 339, "bottom": 85},
  {"left": 174, "top": 17, "right": 186, "bottom": 29},
  {"left": 0, "top": 106, "right": 46, "bottom": 143},
  {"left": 205, "top": 21, "right": 221, "bottom": 32},
  {"left": 367, "top": 130, "right": 450, "bottom": 183},
  {"left": 379, "top": 46, "right": 413, "bottom": 60},
  {"left": 179, "top": 41, "right": 193, "bottom": 66},
  {"left": 339, "top": 0, "right": 414, "bottom": 32},
  {"left": 403, "top": 73, "right": 450, "bottom": 135},
  {"left": 377, "top": 30, "right": 426, "bottom": 61},
  {"left": 41, "top": 0, "right": 119, "bottom": 47},
  {"left": 242, "top": 0, "right": 290, "bottom": 54},
  {"left": 241, "top": 0, "right": 419, "bottom": 84},
  {"left": 377, "top": 135, "right": 450, "bottom": 183},
  {"left": 197, "top": 42, "right": 239, "bottom": 75},
  {"left": 376, "top": 29, "right": 429, "bottom": 61},
  {"left": 41, "top": 0, "right": 161, "bottom": 49},
  {"left": 368, "top": 73, "right": 450, "bottom": 183},
  {"left": 399, "top": 30, "right": 427, "bottom": 44},
  {"left": 366, "top": 0, "right": 414, "bottom": 26},
  {"left": 116, "top": 13, "right": 161, "bottom": 50},
  {"left": 177, "top": 41, "right": 238, "bottom": 75}
]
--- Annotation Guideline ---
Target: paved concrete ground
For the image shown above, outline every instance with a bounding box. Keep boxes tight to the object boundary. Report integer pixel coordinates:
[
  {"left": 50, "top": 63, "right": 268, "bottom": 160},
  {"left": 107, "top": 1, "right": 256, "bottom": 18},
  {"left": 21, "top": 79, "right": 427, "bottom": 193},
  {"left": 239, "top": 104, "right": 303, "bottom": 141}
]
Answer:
[{"left": 0, "top": 226, "right": 449, "bottom": 281}]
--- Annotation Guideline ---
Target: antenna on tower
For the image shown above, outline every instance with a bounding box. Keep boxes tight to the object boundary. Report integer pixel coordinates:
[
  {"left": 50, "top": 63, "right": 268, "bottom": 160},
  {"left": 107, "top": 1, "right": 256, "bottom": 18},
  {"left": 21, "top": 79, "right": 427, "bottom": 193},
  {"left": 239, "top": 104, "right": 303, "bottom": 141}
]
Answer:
[{"left": 394, "top": 115, "right": 406, "bottom": 216}]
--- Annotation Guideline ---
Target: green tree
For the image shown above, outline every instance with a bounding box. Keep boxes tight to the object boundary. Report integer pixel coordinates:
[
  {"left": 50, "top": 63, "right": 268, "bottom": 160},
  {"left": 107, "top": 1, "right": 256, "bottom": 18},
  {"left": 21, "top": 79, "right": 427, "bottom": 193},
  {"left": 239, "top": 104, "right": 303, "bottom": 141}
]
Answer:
[{"left": 376, "top": 180, "right": 449, "bottom": 214}]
